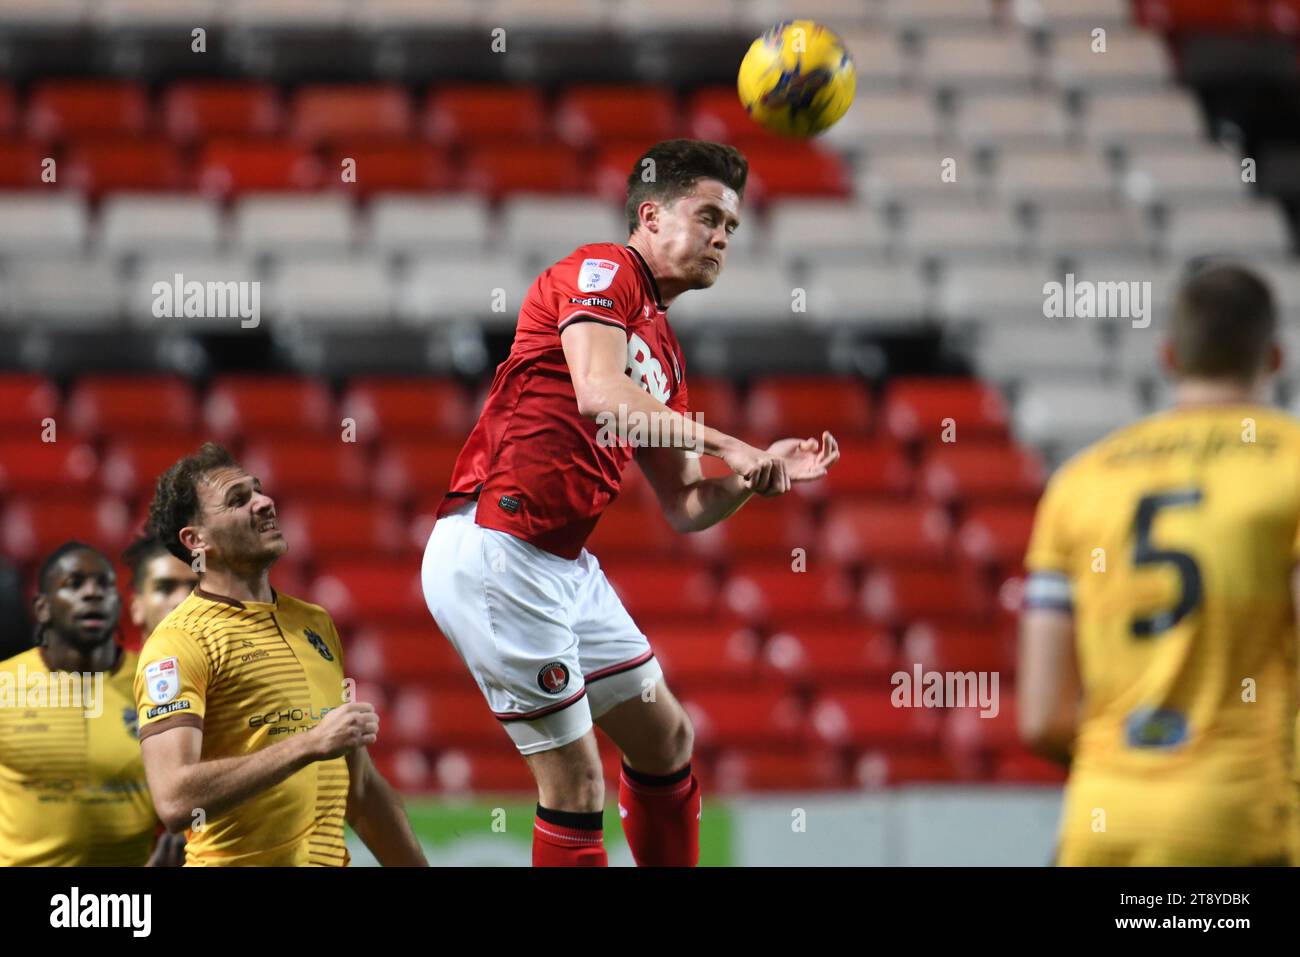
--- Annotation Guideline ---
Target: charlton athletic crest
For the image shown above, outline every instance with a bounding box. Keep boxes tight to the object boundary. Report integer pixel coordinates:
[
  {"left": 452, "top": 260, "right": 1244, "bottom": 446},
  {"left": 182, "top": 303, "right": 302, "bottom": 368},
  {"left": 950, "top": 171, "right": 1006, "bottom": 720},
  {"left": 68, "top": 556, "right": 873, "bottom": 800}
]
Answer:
[{"left": 537, "top": 661, "right": 570, "bottom": 695}]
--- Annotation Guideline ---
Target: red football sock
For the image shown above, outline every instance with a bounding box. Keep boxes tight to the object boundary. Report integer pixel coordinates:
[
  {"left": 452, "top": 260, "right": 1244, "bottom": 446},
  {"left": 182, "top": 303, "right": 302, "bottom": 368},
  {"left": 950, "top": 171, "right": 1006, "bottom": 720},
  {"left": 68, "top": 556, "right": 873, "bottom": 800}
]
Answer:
[
  {"left": 618, "top": 761, "right": 701, "bottom": 867},
  {"left": 532, "top": 806, "right": 608, "bottom": 867}
]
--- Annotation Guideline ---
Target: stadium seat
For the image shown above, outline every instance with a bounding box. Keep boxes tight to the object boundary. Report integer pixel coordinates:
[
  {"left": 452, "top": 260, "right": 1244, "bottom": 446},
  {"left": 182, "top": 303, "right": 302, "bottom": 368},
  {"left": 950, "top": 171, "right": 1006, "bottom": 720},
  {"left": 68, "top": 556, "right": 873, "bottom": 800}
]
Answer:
[
  {"left": 276, "top": 498, "right": 405, "bottom": 560},
  {"left": 746, "top": 376, "right": 873, "bottom": 439},
  {"left": 767, "top": 200, "right": 893, "bottom": 264},
  {"left": 101, "top": 435, "right": 210, "bottom": 500},
  {"left": 241, "top": 437, "right": 369, "bottom": 496},
  {"left": 205, "top": 375, "right": 335, "bottom": 437},
  {"left": 196, "top": 140, "right": 324, "bottom": 197},
  {"left": 269, "top": 256, "right": 396, "bottom": 326},
  {"left": 663, "top": 260, "right": 800, "bottom": 327},
  {"left": 602, "top": 558, "right": 718, "bottom": 620},
  {"left": 799, "top": 437, "right": 913, "bottom": 500},
  {"left": 956, "top": 505, "right": 1038, "bottom": 571},
  {"left": 1083, "top": 89, "right": 1205, "bottom": 148},
  {"left": 882, "top": 0, "right": 998, "bottom": 29},
  {"left": 809, "top": 690, "right": 942, "bottom": 750},
  {"left": 0, "top": 438, "right": 99, "bottom": 495},
  {"left": 854, "top": 751, "right": 956, "bottom": 787},
  {"left": 944, "top": 701, "right": 1022, "bottom": 763},
  {"left": 901, "top": 622, "right": 1014, "bottom": 676},
  {"left": 761, "top": 623, "right": 895, "bottom": 689},
  {"left": 162, "top": 81, "right": 283, "bottom": 142},
  {"left": 339, "top": 377, "right": 472, "bottom": 441},
  {"left": 822, "top": 501, "right": 953, "bottom": 567},
  {"left": 555, "top": 85, "right": 678, "bottom": 148},
  {"left": 1012, "top": 0, "right": 1131, "bottom": 29},
  {"left": 98, "top": 194, "right": 223, "bottom": 255},
  {"left": 461, "top": 144, "right": 584, "bottom": 198},
  {"left": 424, "top": 85, "right": 548, "bottom": 145},
  {"left": 347, "top": 625, "right": 471, "bottom": 687},
  {"left": 902, "top": 203, "right": 1023, "bottom": 261},
  {"left": 26, "top": 80, "right": 150, "bottom": 140},
  {"left": 713, "top": 747, "right": 846, "bottom": 792},
  {"left": 1013, "top": 381, "right": 1146, "bottom": 457},
  {"left": 884, "top": 378, "right": 1009, "bottom": 444},
  {"left": 1, "top": 495, "right": 131, "bottom": 563},
  {"left": 681, "top": 684, "right": 804, "bottom": 749},
  {"left": 648, "top": 621, "right": 760, "bottom": 687},
  {"left": 0, "top": 194, "right": 87, "bottom": 255},
  {"left": 232, "top": 193, "right": 356, "bottom": 256},
  {"left": 288, "top": 83, "right": 413, "bottom": 144},
  {"left": 861, "top": 145, "right": 982, "bottom": 206},
  {"left": 0, "top": 138, "right": 49, "bottom": 188},
  {"left": 1123, "top": 144, "right": 1249, "bottom": 207},
  {"left": 0, "top": 374, "right": 59, "bottom": 434},
  {"left": 992, "top": 751, "right": 1068, "bottom": 784},
  {"left": 805, "top": 262, "right": 930, "bottom": 326},
  {"left": 584, "top": 500, "right": 678, "bottom": 559},
  {"left": 434, "top": 750, "right": 536, "bottom": 794},
  {"left": 63, "top": 139, "right": 186, "bottom": 196},
  {"left": 1163, "top": 202, "right": 1293, "bottom": 260},
  {"left": 309, "top": 558, "right": 428, "bottom": 627},
  {"left": 954, "top": 91, "right": 1071, "bottom": 148},
  {"left": 1048, "top": 30, "right": 1173, "bottom": 90},
  {"left": 919, "top": 444, "right": 1044, "bottom": 504},
  {"left": 1035, "top": 206, "right": 1150, "bottom": 259},
  {"left": 390, "top": 687, "right": 502, "bottom": 748},
  {"left": 365, "top": 194, "right": 491, "bottom": 255},
  {"left": 370, "top": 748, "right": 429, "bottom": 793},
  {"left": 0, "top": 255, "right": 125, "bottom": 327},
  {"left": 325, "top": 144, "right": 455, "bottom": 195},
  {"left": 375, "top": 438, "right": 467, "bottom": 504},
  {"left": 994, "top": 147, "right": 1115, "bottom": 207},
  {"left": 66, "top": 375, "right": 198, "bottom": 436},
  {"left": 684, "top": 493, "right": 816, "bottom": 560},
  {"left": 1135, "top": 0, "right": 1263, "bottom": 30},
  {"left": 721, "top": 561, "right": 856, "bottom": 624},
  {"left": 973, "top": 322, "right": 1110, "bottom": 385},
  {"left": 918, "top": 32, "right": 1040, "bottom": 90},
  {"left": 742, "top": 144, "right": 853, "bottom": 200},
  {"left": 862, "top": 566, "right": 991, "bottom": 625},
  {"left": 499, "top": 197, "right": 626, "bottom": 259},
  {"left": 686, "top": 87, "right": 789, "bottom": 145}
]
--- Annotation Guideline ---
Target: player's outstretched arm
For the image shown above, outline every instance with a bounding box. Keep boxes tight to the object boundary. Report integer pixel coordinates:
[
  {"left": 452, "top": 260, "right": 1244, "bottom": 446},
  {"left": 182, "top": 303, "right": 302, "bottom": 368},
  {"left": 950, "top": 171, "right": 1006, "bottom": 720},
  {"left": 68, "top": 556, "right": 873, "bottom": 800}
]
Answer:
[
  {"left": 140, "top": 701, "right": 379, "bottom": 833},
  {"left": 345, "top": 747, "right": 428, "bottom": 866},
  {"left": 1016, "top": 608, "right": 1081, "bottom": 766}
]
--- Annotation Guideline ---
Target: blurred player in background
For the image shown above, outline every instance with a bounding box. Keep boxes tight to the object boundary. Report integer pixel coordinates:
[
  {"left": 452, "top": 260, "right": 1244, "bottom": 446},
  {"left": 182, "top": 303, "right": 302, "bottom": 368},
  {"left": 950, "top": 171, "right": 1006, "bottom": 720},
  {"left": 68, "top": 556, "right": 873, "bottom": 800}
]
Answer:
[
  {"left": 123, "top": 535, "right": 199, "bottom": 642},
  {"left": 135, "top": 443, "right": 426, "bottom": 866},
  {"left": 423, "top": 139, "right": 838, "bottom": 867},
  {"left": 1019, "top": 263, "right": 1299, "bottom": 866},
  {"left": 0, "top": 542, "right": 175, "bottom": 865}
]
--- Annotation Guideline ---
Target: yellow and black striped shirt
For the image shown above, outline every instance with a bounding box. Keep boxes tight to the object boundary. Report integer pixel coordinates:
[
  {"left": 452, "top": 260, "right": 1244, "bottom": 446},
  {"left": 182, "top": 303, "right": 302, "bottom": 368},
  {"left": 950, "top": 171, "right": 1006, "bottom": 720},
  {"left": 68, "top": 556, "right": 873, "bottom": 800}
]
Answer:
[
  {"left": 0, "top": 646, "right": 159, "bottom": 866},
  {"left": 134, "top": 588, "right": 351, "bottom": 866}
]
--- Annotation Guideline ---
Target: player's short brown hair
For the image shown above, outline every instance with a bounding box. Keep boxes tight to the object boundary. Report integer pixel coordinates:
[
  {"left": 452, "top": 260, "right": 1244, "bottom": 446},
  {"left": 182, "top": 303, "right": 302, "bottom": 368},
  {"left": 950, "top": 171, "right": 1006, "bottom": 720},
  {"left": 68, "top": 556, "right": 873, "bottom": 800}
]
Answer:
[
  {"left": 625, "top": 139, "right": 748, "bottom": 234},
  {"left": 145, "top": 442, "right": 238, "bottom": 565},
  {"left": 1171, "top": 263, "right": 1277, "bottom": 383}
]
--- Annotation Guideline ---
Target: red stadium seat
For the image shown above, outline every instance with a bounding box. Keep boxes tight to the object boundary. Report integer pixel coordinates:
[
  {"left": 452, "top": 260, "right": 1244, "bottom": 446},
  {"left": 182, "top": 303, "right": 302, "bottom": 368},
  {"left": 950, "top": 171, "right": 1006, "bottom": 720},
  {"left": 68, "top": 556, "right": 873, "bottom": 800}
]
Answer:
[
  {"left": 462, "top": 144, "right": 584, "bottom": 198},
  {"left": 26, "top": 81, "right": 150, "bottom": 140},
  {"left": 309, "top": 558, "right": 428, "bottom": 627},
  {"left": 0, "top": 139, "right": 47, "bottom": 188},
  {"left": 196, "top": 139, "right": 324, "bottom": 197},
  {"left": 555, "top": 86, "right": 679, "bottom": 148},
  {"left": 862, "top": 566, "right": 991, "bottom": 626},
  {"left": 67, "top": 375, "right": 198, "bottom": 437},
  {"left": 901, "top": 622, "right": 1013, "bottom": 676},
  {"left": 647, "top": 620, "right": 760, "bottom": 687},
  {"left": 684, "top": 493, "right": 816, "bottom": 560},
  {"left": 809, "top": 691, "right": 943, "bottom": 750},
  {"left": 434, "top": 749, "right": 536, "bottom": 793},
  {"left": 163, "top": 82, "right": 283, "bottom": 142},
  {"left": 822, "top": 500, "right": 953, "bottom": 568},
  {"left": 883, "top": 378, "right": 1009, "bottom": 444},
  {"left": 0, "top": 374, "right": 59, "bottom": 433},
  {"left": 721, "top": 560, "right": 856, "bottom": 624},
  {"left": 0, "top": 85, "right": 13, "bottom": 134},
  {"left": 2, "top": 496, "right": 131, "bottom": 563},
  {"left": 713, "top": 747, "right": 846, "bottom": 791},
  {"left": 743, "top": 143, "right": 853, "bottom": 200},
  {"left": 584, "top": 499, "right": 678, "bottom": 559},
  {"left": 346, "top": 625, "right": 472, "bottom": 687},
  {"left": 746, "top": 376, "right": 873, "bottom": 440},
  {"left": 205, "top": 376, "right": 334, "bottom": 437},
  {"left": 800, "top": 438, "right": 913, "bottom": 501},
  {"left": 378, "top": 439, "right": 466, "bottom": 506},
  {"left": 325, "top": 143, "right": 455, "bottom": 194},
  {"left": 992, "top": 751, "right": 1067, "bottom": 784},
  {"left": 681, "top": 376, "right": 740, "bottom": 436},
  {"left": 853, "top": 751, "right": 957, "bottom": 787},
  {"left": 761, "top": 623, "right": 895, "bottom": 689},
  {"left": 920, "top": 444, "right": 1044, "bottom": 505},
  {"left": 601, "top": 558, "right": 718, "bottom": 619},
  {"left": 0, "top": 439, "right": 98, "bottom": 496},
  {"left": 423, "top": 85, "right": 548, "bottom": 146},
  {"left": 682, "top": 684, "right": 804, "bottom": 748},
  {"left": 391, "top": 687, "right": 502, "bottom": 748},
  {"left": 956, "top": 505, "right": 1037, "bottom": 571},
  {"left": 1136, "top": 0, "right": 1263, "bottom": 30},
  {"left": 592, "top": 139, "right": 656, "bottom": 203},
  {"left": 944, "top": 702, "right": 1022, "bottom": 764},
  {"left": 1269, "top": 0, "right": 1300, "bottom": 32},
  {"left": 370, "top": 747, "right": 431, "bottom": 793},
  {"left": 276, "top": 497, "right": 405, "bottom": 560},
  {"left": 289, "top": 84, "right": 413, "bottom": 144},
  {"left": 63, "top": 139, "right": 186, "bottom": 196},
  {"left": 687, "top": 87, "right": 790, "bottom": 145},
  {"left": 340, "top": 377, "right": 472, "bottom": 441},
  {"left": 241, "top": 438, "right": 369, "bottom": 497},
  {"left": 102, "top": 435, "right": 210, "bottom": 500}
]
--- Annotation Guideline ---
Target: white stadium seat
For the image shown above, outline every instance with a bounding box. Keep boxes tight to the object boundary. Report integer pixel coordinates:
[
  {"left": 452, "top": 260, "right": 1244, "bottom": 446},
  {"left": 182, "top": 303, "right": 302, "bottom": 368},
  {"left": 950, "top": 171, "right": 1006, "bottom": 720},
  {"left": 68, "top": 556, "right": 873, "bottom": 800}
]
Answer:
[
  {"left": 881, "top": 0, "right": 998, "bottom": 30},
  {"left": 820, "top": 27, "right": 908, "bottom": 93},
  {"left": 93, "top": 0, "right": 221, "bottom": 27},
  {"left": 1014, "top": 380, "right": 1145, "bottom": 458},
  {"left": 1036, "top": 206, "right": 1150, "bottom": 259},
  {"left": 269, "top": 256, "right": 396, "bottom": 326},
  {"left": 1084, "top": 89, "right": 1206, "bottom": 149},
  {"left": 1123, "top": 144, "right": 1249, "bottom": 207},
  {"left": 768, "top": 200, "right": 894, "bottom": 265},
  {"left": 993, "top": 147, "right": 1115, "bottom": 207},
  {"left": 232, "top": 194, "right": 357, "bottom": 257},
  {"left": 859, "top": 144, "right": 983, "bottom": 206},
  {"left": 955, "top": 91, "right": 1072, "bottom": 148},
  {"left": 903, "top": 204, "right": 1024, "bottom": 261},
  {"left": 398, "top": 254, "right": 537, "bottom": 327},
  {"left": 918, "top": 33, "right": 1041, "bottom": 91},
  {"left": 499, "top": 197, "right": 625, "bottom": 260},
  {"left": 0, "top": 195, "right": 88, "bottom": 257},
  {"left": 1162, "top": 203, "right": 1293, "bottom": 260},
  {"left": 829, "top": 91, "right": 943, "bottom": 147},
  {"left": 1013, "top": 0, "right": 1132, "bottom": 30},
  {"left": 804, "top": 262, "right": 930, "bottom": 326},
  {"left": 1048, "top": 30, "right": 1173, "bottom": 91},
  {"left": 661, "top": 259, "right": 797, "bottom": 327},
  {"left": 973, "top": 322, "right": 1110, "bottom": 383},
  {"left": 1, "top": 257, "right": 125, "bottom": 327},
  {"left": 365, "top": 195, "right": 492, "bottom": 256},
  {"left": 98, "top": 195, "right": 223, "bottom": 256},
  {"left": 127, "top": 254, "right": 261, "bottom": 329},
  {"left": 937, "top": 261, "right": 1059, "bottom": 326}
]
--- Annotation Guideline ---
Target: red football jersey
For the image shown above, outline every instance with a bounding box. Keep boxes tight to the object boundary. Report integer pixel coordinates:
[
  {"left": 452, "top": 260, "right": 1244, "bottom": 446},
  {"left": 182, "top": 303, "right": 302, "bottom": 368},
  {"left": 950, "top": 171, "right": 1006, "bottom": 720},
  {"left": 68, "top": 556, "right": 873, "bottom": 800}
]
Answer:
[{"left": 436, "top": 242, "right": 691, "bottom": 558}]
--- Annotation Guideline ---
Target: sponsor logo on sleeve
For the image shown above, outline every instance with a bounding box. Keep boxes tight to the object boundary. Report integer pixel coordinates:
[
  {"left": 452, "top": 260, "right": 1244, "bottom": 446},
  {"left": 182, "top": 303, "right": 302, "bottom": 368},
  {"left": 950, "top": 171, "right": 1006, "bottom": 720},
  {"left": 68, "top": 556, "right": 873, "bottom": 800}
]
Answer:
[
  {"left": 144, "top": 657, "right": 179, "bottom": 705},
  {"left": 577, "top": 258, "right": 619, "bottom": 292},
  {"left": 146, "top": 700, "right": 191, "bottom": 720},
  {"left": 568, "top": 295, "right": 616, "bottom": 310}
]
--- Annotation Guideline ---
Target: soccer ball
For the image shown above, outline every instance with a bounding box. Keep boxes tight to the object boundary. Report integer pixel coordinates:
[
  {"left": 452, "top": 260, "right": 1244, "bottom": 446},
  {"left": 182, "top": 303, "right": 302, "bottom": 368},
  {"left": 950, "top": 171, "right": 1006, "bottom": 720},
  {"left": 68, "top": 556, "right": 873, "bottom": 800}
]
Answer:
[{"left": 737, "top": 20, "right": 856, "bottom": 137}]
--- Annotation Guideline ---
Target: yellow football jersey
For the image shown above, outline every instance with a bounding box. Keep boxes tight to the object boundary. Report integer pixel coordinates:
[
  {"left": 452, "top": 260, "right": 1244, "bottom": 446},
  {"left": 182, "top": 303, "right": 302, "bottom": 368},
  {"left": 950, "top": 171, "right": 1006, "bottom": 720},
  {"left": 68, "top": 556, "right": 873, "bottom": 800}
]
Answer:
[
  {"left": 1025, "top": 403, "right": 1300, "bottom": 865},
  {"left": 0, "top": 646, "right": 159, "bottom": 866},
  {"left": 134, "top": 588, "right": 351, "bottom": 867}
]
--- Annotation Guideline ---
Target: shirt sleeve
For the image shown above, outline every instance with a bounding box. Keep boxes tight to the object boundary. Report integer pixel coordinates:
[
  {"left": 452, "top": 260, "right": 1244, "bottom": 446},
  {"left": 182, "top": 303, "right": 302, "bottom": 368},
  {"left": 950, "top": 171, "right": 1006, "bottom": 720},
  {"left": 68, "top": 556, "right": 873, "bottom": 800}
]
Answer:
[
  {"left": 135, "top": 627, "right": 210, "bottom": 740},
  {"left": 1022, "top": 469, "right": 1075, "bottom": 612},
  {"left": 554, "top": 253, "right": 641, "bottom": 332}
]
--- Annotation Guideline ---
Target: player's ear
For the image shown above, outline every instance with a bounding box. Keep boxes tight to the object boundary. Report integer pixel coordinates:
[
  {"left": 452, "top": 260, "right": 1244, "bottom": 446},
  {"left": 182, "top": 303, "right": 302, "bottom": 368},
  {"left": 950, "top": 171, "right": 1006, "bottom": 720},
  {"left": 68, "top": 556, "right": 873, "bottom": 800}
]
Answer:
[
  {"left": 32, "top": 593, "right": 50, "bottom": 626},
  {"left": 177, "top": 526, "right": 205, "bottom": 564},
  {"left": 129, "top": 593, "right": 146, "bottom": 629},
  {"left": 1267, "top": 340, "right": 1282, "bottom": 375},
  {"left": 638, "top": 199, "right": 660, "bottom": 234}
]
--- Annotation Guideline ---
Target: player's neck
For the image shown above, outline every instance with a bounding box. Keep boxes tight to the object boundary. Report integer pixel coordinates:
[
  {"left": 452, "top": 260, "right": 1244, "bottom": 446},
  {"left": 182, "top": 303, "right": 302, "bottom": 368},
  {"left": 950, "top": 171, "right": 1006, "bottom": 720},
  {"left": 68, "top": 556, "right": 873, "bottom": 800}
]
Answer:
[
  {"left": 1172, "top": 378, "right": 1263, "bottom": 410},
  {"left": 626, "top": 235, "right": 682, "bottom": 307},
  {"left": 197, "top": 567, "right": 275, "bottom": 605},
  {"left": 41, "top": 634, "right": 121, "bottom": 675}
]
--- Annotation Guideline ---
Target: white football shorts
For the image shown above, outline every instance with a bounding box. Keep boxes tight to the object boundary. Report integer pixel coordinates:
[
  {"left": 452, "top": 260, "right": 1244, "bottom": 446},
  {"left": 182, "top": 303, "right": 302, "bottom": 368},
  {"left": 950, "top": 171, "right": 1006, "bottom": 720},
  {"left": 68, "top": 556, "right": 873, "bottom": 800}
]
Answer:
[{"left": 420, "top": 500, "right": 663, "bottom": 755}]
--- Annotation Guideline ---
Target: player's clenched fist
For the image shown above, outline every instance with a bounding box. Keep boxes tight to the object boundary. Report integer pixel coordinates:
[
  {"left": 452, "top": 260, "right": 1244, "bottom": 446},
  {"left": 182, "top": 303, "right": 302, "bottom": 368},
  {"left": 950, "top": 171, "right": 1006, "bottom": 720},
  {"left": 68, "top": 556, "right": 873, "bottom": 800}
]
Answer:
[
  {"left": 309, "top": 701, "right": 379, "bottom": 760},
  {"left": 722, "top": 441, "right": 789, "bottom": 495}
]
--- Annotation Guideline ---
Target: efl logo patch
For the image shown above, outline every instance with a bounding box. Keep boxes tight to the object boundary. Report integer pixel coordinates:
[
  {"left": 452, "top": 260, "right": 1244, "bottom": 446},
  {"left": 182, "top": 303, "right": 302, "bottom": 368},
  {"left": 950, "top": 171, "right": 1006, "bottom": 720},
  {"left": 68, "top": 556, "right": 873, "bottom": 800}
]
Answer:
[
  {"left": 144, "top": 657, "right": 179, "bottom": 705},
  {"left": 305, "top": 628, "right": 333, "bottom": 661},
  {"left": 577, "top": 258, "right": 619, "bottom": 292},
  {"left": 537, "top": 661, "right": 570, "bottom": 695},
  {"left": 498, "top": 495, "right": 521, "bottom": 514},
  {"left": 568, "top": 295, "right": 616, "bottom": 309}
]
